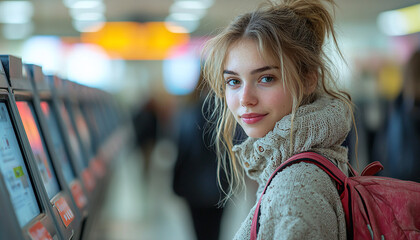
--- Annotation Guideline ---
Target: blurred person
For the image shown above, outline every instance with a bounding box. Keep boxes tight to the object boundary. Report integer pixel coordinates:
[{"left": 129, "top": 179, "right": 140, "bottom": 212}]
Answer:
[
  {"left": 172, "top": 77, "right": 227, "bottom": 240},
  {"left": 373, "top": 49, "right": 420, "bottom": 182},
  {"left": 201, "top": 0, "right": 354, "bottom": 239},
  {"left": 346, "top": 66, "right": 388, "bottom": 168},
  {"left": 132, "top": 98, "right": 158, "bottom": 180}
]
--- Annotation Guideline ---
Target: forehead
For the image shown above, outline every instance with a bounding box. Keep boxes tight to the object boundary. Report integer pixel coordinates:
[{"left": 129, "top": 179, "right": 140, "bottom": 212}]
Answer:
[{"left": 224, "top": 38, "right": 275, "bottom": 70}]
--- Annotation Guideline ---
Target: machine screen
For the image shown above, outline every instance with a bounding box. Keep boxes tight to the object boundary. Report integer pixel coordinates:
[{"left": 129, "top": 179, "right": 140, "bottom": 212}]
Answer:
[
  {"left": 0, "top": 102, "right": 40, "bottom": 227},
  {"left": 59, "top": 102, "right": 86, "bottom": 169},
  {"left": 72, "top": 105, "right": 93, "bottom": 159},
  {"left": 81, "top": 104, "right": 100, "bottom": 148},
  {"left": 16, "top": 101, "right": 60, "bottom": 200},
  {"left": 40, "top": 101, "right": 76, "bottom": 186}
]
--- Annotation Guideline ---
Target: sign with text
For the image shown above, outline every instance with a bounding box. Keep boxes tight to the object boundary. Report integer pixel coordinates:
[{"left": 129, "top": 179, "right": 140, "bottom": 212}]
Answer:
[
  {"left": 28, "top": 221, "right": 53, "bottom": 240},
  {"left": 54, "top": 197, "right": 74, "bottom": 227}
]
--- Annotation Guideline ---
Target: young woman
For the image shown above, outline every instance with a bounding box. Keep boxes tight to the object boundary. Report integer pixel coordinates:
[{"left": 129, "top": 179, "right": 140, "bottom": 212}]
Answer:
[{"left": 202, "top": 0, "right": 354, "bottom": 239}]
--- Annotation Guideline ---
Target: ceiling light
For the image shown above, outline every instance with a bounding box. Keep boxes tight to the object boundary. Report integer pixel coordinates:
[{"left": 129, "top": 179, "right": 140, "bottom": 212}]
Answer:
[
  {"left": 0, "top": 1, "right": 33, "bottom": 24},
  {"left": 22, "top": 36, "right": 63, "bottom": 74},
  {"left": 69, "top": 2, "right": 105, "bottom": 17},
  {"left": 170, "top": 2, "right": 207, "bottom": 18},
  {"left": 174, "top": 0, "right": 214, "bottom": 8},
  {"left": 377, "top": 3, "right": 420, "bottom": 36},
  {"left": 66, "top": 43, "right": 111, "bottom": 89},
  {"left": 169, "top": 13, "right": 201, "bottom": 21},
  {"left": 70, "top": 0, "right": 104, "bottom": 9},
  {"left": 72, "top": 19, "right": 105, "bottom": 32},
  {"left": 72, "top": 12, "right": 104, "bottom": 21},
  {"left": 172, "top": 1, "right": 207, "bottom": 10},
  {"left": 377, "top": 11, "right": 408, "bottom": 36}
]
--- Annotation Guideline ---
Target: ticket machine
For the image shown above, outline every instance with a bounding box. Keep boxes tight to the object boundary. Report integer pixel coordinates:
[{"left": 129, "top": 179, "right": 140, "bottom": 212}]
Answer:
[
  {"left": 26, "top": 64, "right": 89, "bottom": 214},
  {"left": 64, "top": 80, "right": 107, "bottom": 181},
  {"left": 26, "top": 64, "right": 91, "bottom": 238},
  {"left": 45, "top": 76, "right": 97, "bottom": 201},
  {"left": 0, "top": 57, "right": 62, "bottom": 239},
  {"left": 1, "top": 55, "right": 79, "bottom": 240},
  {"left": 76, "top": 86, "right": 111, "bottom": 178}
]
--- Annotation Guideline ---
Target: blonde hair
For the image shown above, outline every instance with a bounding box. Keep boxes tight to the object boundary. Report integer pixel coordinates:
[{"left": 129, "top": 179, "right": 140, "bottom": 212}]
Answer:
[{"left": 202, "top": 0, "right": 355, "bottom": 202}]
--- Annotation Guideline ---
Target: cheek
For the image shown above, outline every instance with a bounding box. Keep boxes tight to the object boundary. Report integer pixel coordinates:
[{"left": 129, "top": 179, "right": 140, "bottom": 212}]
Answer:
[
  {"left": 225, "top": 90, "right": 238, "bottom": 113},
  {"left": 265, "top": 91, "right": 293, "bottom": 115},
  {"left": 265, "top": 94, "right": 284, "bottom": 109}
]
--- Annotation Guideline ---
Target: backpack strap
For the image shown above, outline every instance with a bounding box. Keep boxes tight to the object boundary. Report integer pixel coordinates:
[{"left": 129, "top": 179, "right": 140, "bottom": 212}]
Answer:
[{"left": 250, "top": 151, "right": 348, "bottom": 240}]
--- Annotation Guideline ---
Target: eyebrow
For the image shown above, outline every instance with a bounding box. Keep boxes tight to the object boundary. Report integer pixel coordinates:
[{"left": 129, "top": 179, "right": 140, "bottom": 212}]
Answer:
[{"left": 223, "top": 66, "right": 278, "bottom": 75}]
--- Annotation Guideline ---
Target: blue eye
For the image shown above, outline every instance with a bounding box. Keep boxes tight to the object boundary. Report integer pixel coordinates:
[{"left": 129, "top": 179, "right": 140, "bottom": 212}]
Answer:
[
  {"left": 261, "top": 76, "right": 274, "bottom": 83},
  {"left": 226, "top": 79, "right": 240, "bottom": 86}
]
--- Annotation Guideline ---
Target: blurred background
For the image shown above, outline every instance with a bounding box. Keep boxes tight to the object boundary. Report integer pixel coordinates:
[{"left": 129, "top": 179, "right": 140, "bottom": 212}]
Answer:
[{"left": 1, "top": 0, "right": 419, "bottom": 239}]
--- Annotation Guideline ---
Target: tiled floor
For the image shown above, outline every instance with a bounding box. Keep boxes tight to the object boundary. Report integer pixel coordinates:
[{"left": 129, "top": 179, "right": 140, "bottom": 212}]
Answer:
[{"left": 85, "top": 139, "right": 257, "bottom": 240}]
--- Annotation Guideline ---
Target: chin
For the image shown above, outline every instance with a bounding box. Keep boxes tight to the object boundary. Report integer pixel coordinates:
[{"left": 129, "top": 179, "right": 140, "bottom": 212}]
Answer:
[{"left": 244, "top": 129, "right": 268, "bottom": 138}]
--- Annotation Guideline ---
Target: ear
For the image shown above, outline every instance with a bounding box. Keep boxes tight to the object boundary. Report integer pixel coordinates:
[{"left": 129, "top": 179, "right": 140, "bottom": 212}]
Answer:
[{"left": 305, "top": 71, "right": 318, "bottom": 94}]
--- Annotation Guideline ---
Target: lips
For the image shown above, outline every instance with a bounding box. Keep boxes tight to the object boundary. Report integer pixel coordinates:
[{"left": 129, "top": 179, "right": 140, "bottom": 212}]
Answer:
[{"left": 240, "top": 113, "right": 268, "bottom": 124}]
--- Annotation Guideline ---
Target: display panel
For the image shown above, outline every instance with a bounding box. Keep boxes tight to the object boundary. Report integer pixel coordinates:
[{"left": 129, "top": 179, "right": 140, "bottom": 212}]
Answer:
[
  {"left": 40, "top": 101, "right": 76, "bottom": 186},
  {"left": 59, "top": 102, "right": 86, "bottom": 169},
  {"left": 0, "top": 102, "right": 40, "bottom": 227},
  {"left": 95, "top": 105, "right": 106, "bottom": 139},
  {"left": 16, "top": 101, "right": 60, "bottom": 200},
  {"left": 72, "top": 105, "right": 93, "bottom": 159},
  {"left": 81, "top": 104, "right": 100, "bottom": 148}
]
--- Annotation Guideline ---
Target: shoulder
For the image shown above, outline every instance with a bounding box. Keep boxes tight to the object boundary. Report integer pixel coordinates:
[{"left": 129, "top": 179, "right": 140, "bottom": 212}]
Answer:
[
  {"left": 261, "top": 161, "right": 341, "bottom": 214},
  {"left": 270, "top": 161, "right": 336, "bottom": 193},
  {"left": 258, "top": 162, "right": 346, "bottom": 239}
]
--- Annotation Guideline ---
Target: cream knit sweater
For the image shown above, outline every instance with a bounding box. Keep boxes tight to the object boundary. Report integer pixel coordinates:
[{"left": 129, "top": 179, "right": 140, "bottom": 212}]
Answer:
[{"left": 232, "top": 96, "right": 351, "bottom": 239}]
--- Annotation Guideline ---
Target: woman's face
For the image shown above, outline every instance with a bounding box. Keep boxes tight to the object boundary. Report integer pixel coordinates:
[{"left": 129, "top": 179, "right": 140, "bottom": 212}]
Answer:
[{"left": 224, "top": 39, "right": 293, "bottom": 138}]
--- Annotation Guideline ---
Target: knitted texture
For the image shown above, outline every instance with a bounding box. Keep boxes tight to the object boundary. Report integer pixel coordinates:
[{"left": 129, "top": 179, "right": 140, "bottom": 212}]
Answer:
[{"left": 232, "top": 96, "right": 351, "bottom": 239}]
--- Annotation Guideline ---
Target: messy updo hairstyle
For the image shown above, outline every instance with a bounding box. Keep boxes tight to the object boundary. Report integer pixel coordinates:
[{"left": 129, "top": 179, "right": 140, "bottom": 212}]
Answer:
[{"left": 201, "top": 0, "right": 354, "bottom": 203}]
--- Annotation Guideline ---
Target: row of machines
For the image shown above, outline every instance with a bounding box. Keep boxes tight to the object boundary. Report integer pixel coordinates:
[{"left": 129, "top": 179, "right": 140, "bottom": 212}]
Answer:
[{"left": 0, "top": 55, "right": 133, "bottom": 240}]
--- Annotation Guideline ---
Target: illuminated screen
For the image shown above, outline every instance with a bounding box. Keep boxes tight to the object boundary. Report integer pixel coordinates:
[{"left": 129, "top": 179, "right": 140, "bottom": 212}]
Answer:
[
  {"left": 0, "top": 102, "right": 40, "bottom": 227},
  {"left": 81, "top": 104, "right": 99, "bottom": 147},
  {"left": 72, "top": 104, "right": 93, "bottom": 159},
  {"left": 96, "top": 106, "right": 106, "bottom": 136},
  {"left": 92, "top": 103, "right": 106, "bottom": 139},
  {"left": 59, "top": 102, "right": 86, "bottom": 169},
  {"left": 40, "top": 101, "right": 75, "bottom": 186},
  {"left": 16, "top": 101, "right": 60, "bottom": 200}
]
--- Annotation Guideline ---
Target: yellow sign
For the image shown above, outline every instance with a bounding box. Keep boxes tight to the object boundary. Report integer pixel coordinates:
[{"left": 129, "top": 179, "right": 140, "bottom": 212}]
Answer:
[
  {"left": 398, "top": 4, "right": 420, "bottom": 35},
  {"left": 81, "top": 22, "right": 190, "bottom": 60},
  {"left": 378, "top": 63, "right": 402, "bottom": 100},
  {"left": 13, "top": 166, "right": 24, "bottom": 178}
]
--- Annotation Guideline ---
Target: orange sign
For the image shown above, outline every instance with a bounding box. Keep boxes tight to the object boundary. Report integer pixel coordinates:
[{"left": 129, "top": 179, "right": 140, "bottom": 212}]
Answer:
[
  {"left": 54, "top": 197, "right": 75, "bottom": 227},
  {"left": 81, "top": 22, "right": 190, "bottom": 60},
  {"left": 91, "top": 157, "right": 106, "bottom": 178},
  {"left": 82, "top": 169, "right": 95, "bottom": 192},
  {"left": 28, "top": 221, "right": 53, "bottom": 240},
  {"left": 71, "top": 181, "right": 88, "bottom": 209}
]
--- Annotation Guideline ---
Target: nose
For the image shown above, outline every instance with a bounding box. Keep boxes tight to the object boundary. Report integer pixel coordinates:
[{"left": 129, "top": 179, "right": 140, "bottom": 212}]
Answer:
[{"left": 240, "top": 84, "right": 258, "bottom": 107}]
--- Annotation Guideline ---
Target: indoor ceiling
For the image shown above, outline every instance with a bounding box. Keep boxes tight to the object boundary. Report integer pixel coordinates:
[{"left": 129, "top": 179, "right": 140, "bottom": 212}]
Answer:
[{"left": 15, "top": 0, "right": 420, "bottom": 37}]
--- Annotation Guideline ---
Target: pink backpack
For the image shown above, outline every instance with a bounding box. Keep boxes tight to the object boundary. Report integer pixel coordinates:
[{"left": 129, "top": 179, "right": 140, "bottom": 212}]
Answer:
[{"left": 250, "top": 152, "right": 420, "bottom": 240}]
